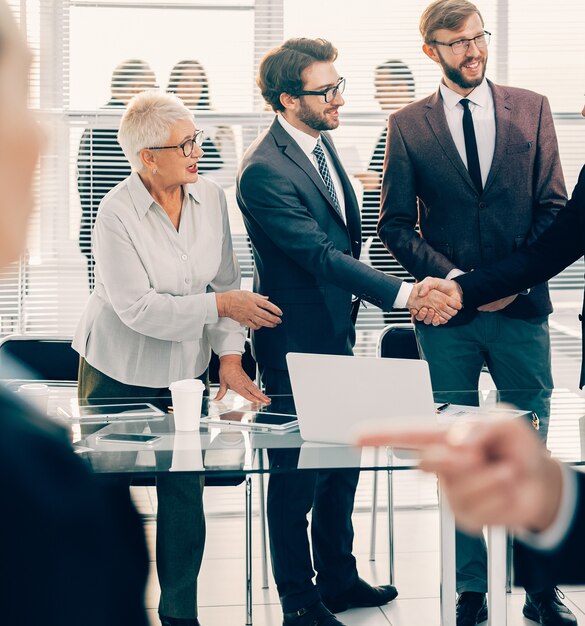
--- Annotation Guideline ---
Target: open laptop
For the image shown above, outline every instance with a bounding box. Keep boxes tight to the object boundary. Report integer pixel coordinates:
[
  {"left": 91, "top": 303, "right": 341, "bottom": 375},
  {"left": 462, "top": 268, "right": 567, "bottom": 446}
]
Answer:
[{"left": 286, "top": 352, "right": 437, "bottom": 445}]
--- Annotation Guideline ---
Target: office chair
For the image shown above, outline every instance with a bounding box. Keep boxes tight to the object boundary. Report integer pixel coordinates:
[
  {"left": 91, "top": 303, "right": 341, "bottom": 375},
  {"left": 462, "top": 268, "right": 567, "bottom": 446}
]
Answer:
[
  {"left": 372, "top": 323, "right": 420, "bottom": 584},
  {"left": 0, "top": 334, "right": 79, "bottom": 382}
]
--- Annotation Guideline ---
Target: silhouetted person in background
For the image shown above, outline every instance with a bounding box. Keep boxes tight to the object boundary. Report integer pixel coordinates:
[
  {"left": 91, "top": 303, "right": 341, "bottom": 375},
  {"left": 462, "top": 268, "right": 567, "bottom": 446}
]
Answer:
[
  {"left": 167, "top": 59, "right": 238, "bottom": 188},
  {"left": 77, "top": 59, "right": 156, "bottom": 290},
  {"left": 355, "top": 60, "right": 415, "bottom": 324}
]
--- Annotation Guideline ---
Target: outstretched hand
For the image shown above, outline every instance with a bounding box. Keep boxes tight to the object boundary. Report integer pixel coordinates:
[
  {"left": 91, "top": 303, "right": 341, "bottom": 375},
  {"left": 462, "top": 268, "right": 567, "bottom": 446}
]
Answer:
[
  {"left": 356, "top": 415, "right": 562, "bottom": 535},
  {"left": 216, "top": 290, "right": 283, "bottom": 330},
  {"left": 406, "top": 277, "right": 463, "bottom": 326}
]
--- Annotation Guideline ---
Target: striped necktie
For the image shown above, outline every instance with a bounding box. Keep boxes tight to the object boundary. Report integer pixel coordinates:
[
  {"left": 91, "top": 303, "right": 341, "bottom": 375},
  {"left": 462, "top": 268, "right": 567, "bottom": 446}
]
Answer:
[{"left": 313, "top": 140, "right": 342, "bottom": 217}]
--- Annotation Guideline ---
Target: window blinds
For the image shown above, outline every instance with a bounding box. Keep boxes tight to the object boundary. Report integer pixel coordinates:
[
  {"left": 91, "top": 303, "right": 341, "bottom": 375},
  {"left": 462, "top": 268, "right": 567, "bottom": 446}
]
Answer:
[{"left": 3, "top": 0, "right": 584, "bottom": 359}]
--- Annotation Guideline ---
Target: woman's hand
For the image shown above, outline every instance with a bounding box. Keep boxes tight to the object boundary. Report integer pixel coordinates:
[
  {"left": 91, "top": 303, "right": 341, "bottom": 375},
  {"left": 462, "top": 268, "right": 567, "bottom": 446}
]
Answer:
[
  {"left": 214, "top": 354, "right": 270, "bottom": 403},
  {"left": 216, "top": 291, "right": 283, "bottom": 330}
]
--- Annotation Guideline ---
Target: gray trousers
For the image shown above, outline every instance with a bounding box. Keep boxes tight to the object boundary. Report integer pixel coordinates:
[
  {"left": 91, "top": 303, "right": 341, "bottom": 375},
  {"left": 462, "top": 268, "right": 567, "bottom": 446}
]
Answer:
[
  {"left": 78, "top": 358, "right": 206, "bottom": 619},
  {"left": 415, "top": 313, "right": 552, "bottom": 594}
]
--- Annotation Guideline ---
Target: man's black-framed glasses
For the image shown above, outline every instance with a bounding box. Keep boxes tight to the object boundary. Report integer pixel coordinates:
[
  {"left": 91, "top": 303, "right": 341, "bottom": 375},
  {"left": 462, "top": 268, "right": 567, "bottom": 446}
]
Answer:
[
  {"left": 147, "top": 129, "right": 204, "bottom": 157},
  {"left": 295, "top": 77, "right": 346, "bottom": 103},
  {"left": 431, "top": 31, "right": 491, "bottom": 56}
]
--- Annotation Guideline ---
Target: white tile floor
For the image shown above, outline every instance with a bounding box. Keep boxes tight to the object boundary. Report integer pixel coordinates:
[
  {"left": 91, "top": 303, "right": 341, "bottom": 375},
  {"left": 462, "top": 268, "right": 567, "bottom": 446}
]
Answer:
[{"left": 135, "top": 475, "right": 585, "bottom": 626}]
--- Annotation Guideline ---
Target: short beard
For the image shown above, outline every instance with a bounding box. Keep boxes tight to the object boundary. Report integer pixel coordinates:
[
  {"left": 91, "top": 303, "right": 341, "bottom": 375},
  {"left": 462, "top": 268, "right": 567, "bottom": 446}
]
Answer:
[
  {"left": 439, "top": 53, "right": 487, "bottom": 90},
  {"left": 298, "top": 99, "right": 339, "bottom": 132}
]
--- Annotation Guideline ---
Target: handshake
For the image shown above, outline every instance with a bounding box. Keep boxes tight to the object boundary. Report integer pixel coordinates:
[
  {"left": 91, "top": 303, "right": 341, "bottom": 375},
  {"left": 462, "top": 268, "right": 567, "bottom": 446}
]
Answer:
[{"left": 405, "top": 277, "right": 463, "bottom": 326}]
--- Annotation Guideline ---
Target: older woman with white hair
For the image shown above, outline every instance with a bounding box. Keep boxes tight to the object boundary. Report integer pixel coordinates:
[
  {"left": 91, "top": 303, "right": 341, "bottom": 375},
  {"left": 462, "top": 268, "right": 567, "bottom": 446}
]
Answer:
[{"left": 73, "top": 90, "right": 282, "bottom": 626}]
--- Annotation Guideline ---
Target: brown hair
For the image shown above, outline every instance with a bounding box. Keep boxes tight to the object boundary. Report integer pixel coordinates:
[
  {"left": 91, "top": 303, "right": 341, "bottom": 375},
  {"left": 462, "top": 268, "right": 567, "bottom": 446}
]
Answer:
[
  {"left": 110, "top": 59, "right": 154, "bottom": 94},
  {"left": 167, "top": 59, "right": 211, "bottom": 110},
  {"left": 257, "top": 38, "right": 338, "bottom": 113},
  {"left": 419, "top": 0, "right": 484, "bottom": 44}
]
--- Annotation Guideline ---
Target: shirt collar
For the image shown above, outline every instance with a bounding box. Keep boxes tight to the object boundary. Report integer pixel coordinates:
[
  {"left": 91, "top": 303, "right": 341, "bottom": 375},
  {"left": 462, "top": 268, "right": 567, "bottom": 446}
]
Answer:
[
  {"left": 127, "top": 171, "right": 201, "bottom": 220},
  {"left": 277, "top": 113, "right": 320, "bottom": 158},
  {"left": 439, "top": 77, "right": 491, "bottom": 110}
]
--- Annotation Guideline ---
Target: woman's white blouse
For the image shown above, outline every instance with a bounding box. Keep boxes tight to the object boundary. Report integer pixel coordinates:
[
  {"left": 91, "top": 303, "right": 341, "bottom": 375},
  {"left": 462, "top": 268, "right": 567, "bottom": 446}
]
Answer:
[{"left": 73, "top": 172, "right": 245, "bottom": 388}]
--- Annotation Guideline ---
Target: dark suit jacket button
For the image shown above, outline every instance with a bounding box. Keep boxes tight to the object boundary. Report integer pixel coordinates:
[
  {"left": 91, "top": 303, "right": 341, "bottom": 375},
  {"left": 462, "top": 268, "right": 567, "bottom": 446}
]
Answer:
[
  {"left": 579, "top": 314, "right": 583, "bottom": 322},
  {"left": 479, "top": 202, "right": 487, "bottom": 209}
]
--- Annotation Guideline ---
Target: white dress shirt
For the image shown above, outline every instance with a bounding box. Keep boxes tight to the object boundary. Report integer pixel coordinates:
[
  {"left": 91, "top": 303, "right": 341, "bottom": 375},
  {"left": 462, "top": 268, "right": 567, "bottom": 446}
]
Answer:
[
  {"left": 73, "top": 172, "right": 245, "bottom": 388},
  {"left": 440, "top": 79, "right": 496, "bottom": 281},
  {"left": 277, "top": 113, "right": 412, "bottom": 309},
  {"left": 277, "top": 113, "right": 347, "bottom": 222},
  {"left": 439, "top": 78, "right": 496, "bottom": 188}
]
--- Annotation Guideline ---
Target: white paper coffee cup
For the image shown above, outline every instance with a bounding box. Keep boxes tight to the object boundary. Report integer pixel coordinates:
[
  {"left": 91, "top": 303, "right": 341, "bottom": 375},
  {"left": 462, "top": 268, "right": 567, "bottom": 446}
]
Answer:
[
  {"left": 170, "top": 378, "right": 205, "bottom": 432},
  {"left": 17, "top": 383, "right": 50, "bottom": 415}
]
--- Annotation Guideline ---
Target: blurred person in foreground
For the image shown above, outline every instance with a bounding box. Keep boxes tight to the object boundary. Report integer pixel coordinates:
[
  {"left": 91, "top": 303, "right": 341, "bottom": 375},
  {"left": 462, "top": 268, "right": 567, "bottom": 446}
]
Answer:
[
  {"left": 357, "top": 415, "right": 585, "bottom": 593},
  {"left": 236, "top": 36, "right": 461, "bottom": 626},
  {"left": 0, "top": 3, "right": 148, "bottom": 625},
  {"left": 73, "top": 90, "right": 282, "bottom": 626},
  {"left": 77, "top": 58, "right": 157, "bottom": 290},
  {"left": 167, "top": 59, "right": 238, "bottom": 187}
]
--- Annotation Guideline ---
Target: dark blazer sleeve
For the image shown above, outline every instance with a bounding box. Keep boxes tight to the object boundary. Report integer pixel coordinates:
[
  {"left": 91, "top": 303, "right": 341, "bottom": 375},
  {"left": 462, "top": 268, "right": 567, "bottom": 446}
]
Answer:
[
  {"left": 514, "top": 469, "right": 585, "bottom": 588},
  {"left": 239, "top": 160, "right": 403, "bottom": 311},
  {"left": 455, "top": 165, "right": 585, "bottom": 308},
  {"left": 378, "top": 113, "right": 457, "bottom": 279},
  {"left": 524, "top": 96, "right": 567, "bottom": 245}
]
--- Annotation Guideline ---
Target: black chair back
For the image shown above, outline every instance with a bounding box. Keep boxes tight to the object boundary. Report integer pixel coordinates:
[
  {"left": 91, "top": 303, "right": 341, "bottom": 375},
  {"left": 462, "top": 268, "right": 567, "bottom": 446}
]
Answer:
[
  {"left": 0, "top": 336, "right": 79, "bottom": 381},
  {"left": 378, "top": 323, "right": 420, "bottom": 360}
]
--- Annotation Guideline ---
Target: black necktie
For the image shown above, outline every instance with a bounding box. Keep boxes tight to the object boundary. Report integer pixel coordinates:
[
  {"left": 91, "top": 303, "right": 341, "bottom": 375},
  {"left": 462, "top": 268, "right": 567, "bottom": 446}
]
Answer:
[{"left": 460, "top": 98, "right": 483, "bottom": 194}]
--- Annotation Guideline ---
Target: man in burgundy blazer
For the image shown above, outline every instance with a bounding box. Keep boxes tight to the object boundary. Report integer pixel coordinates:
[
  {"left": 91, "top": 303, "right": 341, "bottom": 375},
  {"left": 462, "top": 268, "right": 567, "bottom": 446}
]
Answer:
[{"left": 378, "top": 2, "right": 569, "bottom": 624}]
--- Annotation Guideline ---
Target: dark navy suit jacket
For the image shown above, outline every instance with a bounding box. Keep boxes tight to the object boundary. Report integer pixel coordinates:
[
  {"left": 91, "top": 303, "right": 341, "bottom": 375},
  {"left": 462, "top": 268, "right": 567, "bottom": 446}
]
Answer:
[
  {"left": 236, "top": 117, "right": 402, "bottom": 370},
  {"left": 514, "top": 467, "right": 585, "bottom": 587}
]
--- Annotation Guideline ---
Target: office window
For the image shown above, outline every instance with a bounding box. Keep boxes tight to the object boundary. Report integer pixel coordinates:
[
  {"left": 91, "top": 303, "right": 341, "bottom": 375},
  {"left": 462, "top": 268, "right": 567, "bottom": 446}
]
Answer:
[{"left": 2, "top": 0, "right": 584, "bottom": 360}]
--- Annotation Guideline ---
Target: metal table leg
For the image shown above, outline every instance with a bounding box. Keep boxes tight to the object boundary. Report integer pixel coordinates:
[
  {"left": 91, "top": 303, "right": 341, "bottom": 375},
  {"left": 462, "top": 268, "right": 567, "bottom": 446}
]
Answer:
[
  {"left": 258, "top": 451, "right": 269, "bottom": 589},
  {"left": 387, "top": 470, "right": 395, "bottom": 585},
  {"left": 439, "top": 483, "right": 457, "bottom": 626},
  {"left": 487, "top": 526, "right": 507, "bottom": 626},
  {"left": 370, "top": 448, "right": 379, "bottom": 561},
  {"left": 245, "top": 476, "right": 253, "bottom": 626}
]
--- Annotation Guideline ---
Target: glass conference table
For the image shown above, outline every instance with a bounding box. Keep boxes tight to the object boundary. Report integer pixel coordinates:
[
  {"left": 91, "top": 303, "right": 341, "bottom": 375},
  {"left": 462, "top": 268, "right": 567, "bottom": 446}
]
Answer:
[{"left": 20, "top": 383, "right": 585, "bottom": 626}]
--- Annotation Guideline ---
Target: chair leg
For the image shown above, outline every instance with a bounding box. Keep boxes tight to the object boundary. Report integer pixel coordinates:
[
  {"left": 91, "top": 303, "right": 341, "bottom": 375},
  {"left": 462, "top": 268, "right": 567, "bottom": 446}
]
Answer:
[
  {"left": 258, "top": 451, "right": 269, "bottom": 589},
  {"left": 387, "top": 470, "right": 395, "bottom": 585},
  {"left": 245, "top": 475, "right": 253, "bottom": 626},
  {"left": 369, "top": 449, "right": 379, "bottom": 561},
  {"left": 506, "top": 533, "right": 513, "bottom": 593}
]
